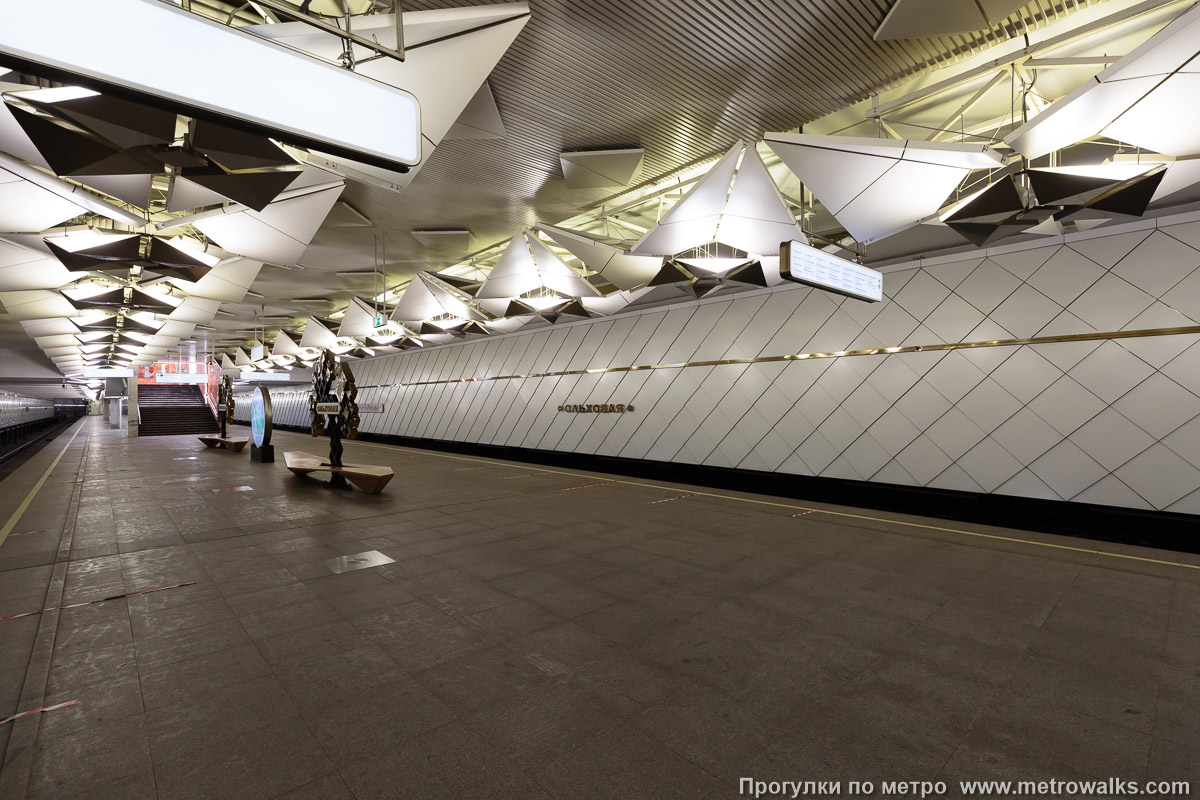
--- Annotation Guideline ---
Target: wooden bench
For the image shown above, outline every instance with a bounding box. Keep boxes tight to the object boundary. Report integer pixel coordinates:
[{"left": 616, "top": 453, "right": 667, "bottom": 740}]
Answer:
[
  {"left": 283, "top": 451, "right": 394, "bottom": 495},
  {"left": 198, "top": 435, "right": 249, "bottom": 452}
]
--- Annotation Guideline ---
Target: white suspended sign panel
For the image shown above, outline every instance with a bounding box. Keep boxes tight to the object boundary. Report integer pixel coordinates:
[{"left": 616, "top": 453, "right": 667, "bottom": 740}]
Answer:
[
  {"left": 154, "top": 372, "right": 207, "bottom": 384},
  {"left": 236, "top": 371, "right": 295, "bottom": 382},
  {"left": 84, "top": 367, "right": 134, "bottom": 378},
  {"left": 780, "top": 240, "right": 883, "bottom": 303},
  {"left": 0, "top": 0, "right": 421, "bottom": 171}
]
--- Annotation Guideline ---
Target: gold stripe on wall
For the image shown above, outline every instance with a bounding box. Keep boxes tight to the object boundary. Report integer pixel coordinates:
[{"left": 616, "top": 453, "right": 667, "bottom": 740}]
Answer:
[{"left": 357, "top": 325, "right": 1200, "bottom": 390}]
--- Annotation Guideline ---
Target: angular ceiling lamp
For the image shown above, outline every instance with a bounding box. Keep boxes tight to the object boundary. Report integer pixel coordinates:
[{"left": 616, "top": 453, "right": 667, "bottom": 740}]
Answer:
[
  {"left": 391, "top": 272, "right": 486, "bottom": 328},
  {"left": 764, "top": 132, "right": 1005, "bottom": 244},
  {"left": 40, "top": 230, "right": 226, "bottom": 284},
  {"left": 538, "top": 223, "right": 662, "bottom": 291},
  {"left": 1005, "top": 4, "right": 1200, "bottom": 159},
  {"left": 630, "top": 141, "right": 804, "bottom": 260},
  {"left": 2, "top": 90, "right": 305, "bottom": 212},
  {"left": 477, "top": 231, "right": 598, "bottom": 305},
  {"left": 254, "top": 3, "right": 529, "bottom": 191},
  {"left": 1026, "top": 163, "right": 1166, "bottom": 214},
  {"left": 337, "top": 296, "right": 387, "bottom": 339},
  {"left": 336, "top": 295, "right": 414, "bottom": 352},
  {"left": 940, "top": 175, "right": 1033, "bottom": 245},
  {"left": 267, "top": 330, "right": 302, "bottom": 365},
  {"left": 941, "top": 162, "right": 1167, "bottom": 245},
  {"left": 559, "top": 148, "right": 644, "bottom": 189},
  {"left": 63, "top": 285, "right": 178, "bottom": 313},
  {"left": 298, "top": 315, "right": 339, "bottom": 353},
  {"left": 617, "top": 140, "right": 802, "bottom": 298}
]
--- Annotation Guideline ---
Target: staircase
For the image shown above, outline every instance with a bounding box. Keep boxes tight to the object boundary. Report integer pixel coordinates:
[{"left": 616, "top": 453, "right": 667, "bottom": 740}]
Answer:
[{"left": 137, "top": 385, "right": 219, "bottom": 437}]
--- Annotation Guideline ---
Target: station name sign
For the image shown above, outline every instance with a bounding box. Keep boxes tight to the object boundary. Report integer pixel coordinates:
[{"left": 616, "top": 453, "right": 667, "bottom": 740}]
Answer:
[
  {"left": 780, "top": 239, "right": 883, "bottom": 303},
  {"left": 558, "top": 403, "right": 634, "bottom": 413}
]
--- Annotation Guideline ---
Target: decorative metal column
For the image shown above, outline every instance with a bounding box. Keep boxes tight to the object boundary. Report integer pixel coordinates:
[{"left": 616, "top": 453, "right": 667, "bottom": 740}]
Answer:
[
  {"left": 308, "top": 350, "right": 360, "bottom": 489},
  {"left": 217, "top": 375, "right": 235, "bottom": 444}
]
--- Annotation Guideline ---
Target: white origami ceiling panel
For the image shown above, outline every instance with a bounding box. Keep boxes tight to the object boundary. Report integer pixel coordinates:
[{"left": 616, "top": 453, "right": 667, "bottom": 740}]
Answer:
[
  {"left": 153, "top": 321, "right": 195, "bottom": 339},
  {"left": 0, "top": 167, "right": 87, "bottom": 232},
  {"left": 169, "top": 258, "right": 264, "bottom": 303},
  {"left": 537, "top": 224, "right": 661, "bottom": 290},
  {"left": 0, "top": 238, "right": 74, "bottom": 291},
  {"left": 443, "top": 82, "right": 506, "bottom": 141},
  {"left": 714, "top": 147, "right": 803, "bottom": 255},
  {"left": 560, "top": 148, "right": 644, "bottom": 189},
  {"left": 630, "top": 141, "right": 803, "bottom": 258},
  {"left": 253, "top": 4, "right": 529, "bottom": 190},
  {"left": 0, "top": 289, "right": 76, "bottom": 320},
  {"left": 1005, "top": 4, "right": 1200, "bottom": 159},
  {"left": 168, "top": 297, "right": 222, "bottom": 324},
  {"left": 478, "top": 232, "right": 597, "bottom": 299},
  {"left": 1151, "top": 157, "right": 1200, "bottom": 206},
  {"left": 271, "top": 331, "right": 302, "bottom": 357},
  {"left": 166, "top": 175, "right": 228, "bottom": 213},
  {"left": 476, "top": 236, "right": 540, "bottom": 299},
  {"left": 178, "top": 183, "right": 343, "bottom": 266},
  {"left": 299, "top": 316, "right": 338, "bottom": 350},
  {"left": 338, "top": 297, "right": 382, "bottom": 338},
  {"left": 632, "top": 142, "right": 741, "bottom": 256},
  {"left": 0, "top": 93, "right": 51, "bottom": 168},
  {"left": 765, "top": 132, "right": 1004, "bottom": 243},
  {"left": 525, "top": 235, "right": 600, "bottom": 297},
  {"left": 392, "top": 272, "right": 483, "bottom": 322},
  {"left": 21, "top": 317, "right": 80, "bottom": 337},
  {"left": 86, "top": 174, "right": 153, "bottom": 209},
  {"left": 0, "top": 153, "right": 143, "bottom": 227}
]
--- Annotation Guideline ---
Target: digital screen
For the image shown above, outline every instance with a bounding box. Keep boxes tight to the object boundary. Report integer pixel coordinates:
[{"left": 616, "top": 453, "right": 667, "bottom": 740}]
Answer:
[{"left": 781, "top": 240, "right": 883, "bottom": 303}]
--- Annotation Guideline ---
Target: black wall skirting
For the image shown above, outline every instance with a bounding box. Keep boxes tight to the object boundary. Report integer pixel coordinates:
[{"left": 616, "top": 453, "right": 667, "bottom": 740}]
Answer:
[{"left": 240, "top": 421, "right": 1200, "bottom": 555}]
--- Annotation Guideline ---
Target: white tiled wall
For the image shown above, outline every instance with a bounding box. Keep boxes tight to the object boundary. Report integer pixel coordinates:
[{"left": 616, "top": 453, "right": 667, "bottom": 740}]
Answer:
[{"left": 237, "top": 216, "right": 1200, "bottom": 515}]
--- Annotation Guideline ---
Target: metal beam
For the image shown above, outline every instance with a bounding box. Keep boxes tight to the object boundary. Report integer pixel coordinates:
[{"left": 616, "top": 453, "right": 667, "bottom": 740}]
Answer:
[
  {"left": 933, "top": 70, "right": 1009, "bottom": 142},
  {"left": 866, "top": 0, "right": 1183, "bottom": 119},
  {"left": 1024, "top": 55, "right": 1120, "bottom": 66},
  {"left": 244, "top": 0, "right": 405, "bottom": 62}
]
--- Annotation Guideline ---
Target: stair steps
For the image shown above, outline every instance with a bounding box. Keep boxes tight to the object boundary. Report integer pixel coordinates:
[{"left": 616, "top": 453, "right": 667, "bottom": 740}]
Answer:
[{"left": 137, "top": 385, "right": 219, "bottom": 437}]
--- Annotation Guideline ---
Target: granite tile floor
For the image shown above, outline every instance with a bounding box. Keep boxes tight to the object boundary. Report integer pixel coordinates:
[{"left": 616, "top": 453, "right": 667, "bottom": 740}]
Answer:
[{"left": 0, "top": 417, "right": 1197, "bottom": 799}]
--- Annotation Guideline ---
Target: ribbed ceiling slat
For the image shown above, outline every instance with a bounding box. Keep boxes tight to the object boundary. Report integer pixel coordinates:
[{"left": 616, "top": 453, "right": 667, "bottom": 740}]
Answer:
[{"left": 306, "top": 0, "right": 1099, "bottom": 281}]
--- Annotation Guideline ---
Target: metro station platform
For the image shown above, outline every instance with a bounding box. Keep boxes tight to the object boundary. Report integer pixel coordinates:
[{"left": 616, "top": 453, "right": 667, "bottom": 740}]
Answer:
[{"left": 0, "top": 417, "right": 1197, "bottom": 799}]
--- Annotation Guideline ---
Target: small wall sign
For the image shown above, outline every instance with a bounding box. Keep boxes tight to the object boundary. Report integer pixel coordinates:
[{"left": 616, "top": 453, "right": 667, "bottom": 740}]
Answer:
[{"left": 557, "top": 403, "right": 635, "bottom": 413}]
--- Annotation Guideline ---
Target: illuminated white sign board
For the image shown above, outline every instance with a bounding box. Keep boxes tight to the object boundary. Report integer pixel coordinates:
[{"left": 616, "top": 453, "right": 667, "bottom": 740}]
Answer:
[
  {"left": 237, "top": 371, "right": 294, "bottom": 382},
  {"left": 84, "top": 367, "right": 134, "bottom": 378},
  {"left": 780, "top": 240, "right": 883, "bottom": 303},
  {"left": 250, "top": 345, "right": 265, "bottom": 362},
  {"left": 155, "top": 373, "right": 207, "bottom": 384},
  {"left": 0, "top": 0, "right": 421, "bottom": 170}
]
